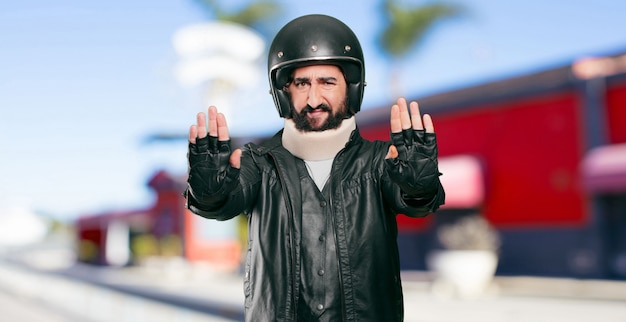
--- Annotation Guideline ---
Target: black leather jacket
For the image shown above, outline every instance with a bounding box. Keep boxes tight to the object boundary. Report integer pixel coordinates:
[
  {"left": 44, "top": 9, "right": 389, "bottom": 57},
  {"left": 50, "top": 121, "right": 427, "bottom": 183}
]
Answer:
[{"left": 187, "top": 128, "right": 445, "bottom": 321}]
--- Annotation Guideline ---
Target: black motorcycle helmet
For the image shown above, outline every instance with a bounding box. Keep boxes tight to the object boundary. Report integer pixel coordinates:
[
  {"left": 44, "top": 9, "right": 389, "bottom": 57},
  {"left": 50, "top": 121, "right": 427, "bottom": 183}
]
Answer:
[{"left": 268, "top": 14, "right": 366, "bottom": 118}]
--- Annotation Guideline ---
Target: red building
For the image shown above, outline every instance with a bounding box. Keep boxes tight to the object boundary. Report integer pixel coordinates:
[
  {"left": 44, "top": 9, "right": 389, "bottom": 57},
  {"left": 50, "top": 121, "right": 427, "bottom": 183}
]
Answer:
[{"left": 357, "top": 50, "right": 626, "bottom": 279}]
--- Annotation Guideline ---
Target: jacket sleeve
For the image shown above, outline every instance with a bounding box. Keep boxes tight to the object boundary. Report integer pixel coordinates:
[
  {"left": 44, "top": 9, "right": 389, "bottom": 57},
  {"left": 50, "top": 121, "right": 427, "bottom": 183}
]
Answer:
[
  {"left": 185, "top": 144, "right": 261, "bottom": 221},
  {"left": 382, "top": 176, "right": 445, "bottom": 217}
]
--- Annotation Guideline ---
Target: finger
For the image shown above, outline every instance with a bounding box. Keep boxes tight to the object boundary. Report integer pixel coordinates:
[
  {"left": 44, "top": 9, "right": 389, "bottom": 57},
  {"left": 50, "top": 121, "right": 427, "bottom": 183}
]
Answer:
[
  {"left": 196, "top": 112, "right": 207, "bottom": 139},
  {"left": 390, "top": 104, "right": 401, "bottom": 133},
  {"left": 409, "top": 101, "right": 424, "bottom": 130},
  {"left": 208, "top": 106, "right": 218, "bottom": 137},
  {"left": 217, "top": 112, "right": 230, "bottom": 141},
  {"left": 230, "top": 148, "right": 242, "bottom": 169},
  {"left": 189, "top": 125, "right": 197, "bottom": 144},
  {"left": 385, "top": 145, "right": 398, "bottom": 159},
  {"left": 398, "top": 98, "right": 411, "bottom": 130},
  {"left": 423, "top": 114, "right": 435, "bottom": 133}
]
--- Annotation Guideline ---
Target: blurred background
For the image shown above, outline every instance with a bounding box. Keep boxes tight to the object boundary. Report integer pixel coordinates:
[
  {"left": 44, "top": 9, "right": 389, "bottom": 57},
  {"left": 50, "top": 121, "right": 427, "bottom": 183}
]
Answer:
[{"left": 2, "top": 0, "right": 626, "bottom": 321}]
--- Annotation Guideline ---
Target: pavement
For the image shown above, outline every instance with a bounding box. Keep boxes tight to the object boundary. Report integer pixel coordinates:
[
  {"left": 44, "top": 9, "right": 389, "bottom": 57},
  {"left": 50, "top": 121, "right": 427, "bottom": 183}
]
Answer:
[{"left": 2, "top": 243, "right": 626, "bottom": 322}]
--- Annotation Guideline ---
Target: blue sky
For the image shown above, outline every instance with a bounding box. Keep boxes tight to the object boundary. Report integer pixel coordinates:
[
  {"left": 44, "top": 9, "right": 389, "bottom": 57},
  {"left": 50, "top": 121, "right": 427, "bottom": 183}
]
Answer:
[{"left": 1, "top": 0, "right": 625, "bottom": 221}]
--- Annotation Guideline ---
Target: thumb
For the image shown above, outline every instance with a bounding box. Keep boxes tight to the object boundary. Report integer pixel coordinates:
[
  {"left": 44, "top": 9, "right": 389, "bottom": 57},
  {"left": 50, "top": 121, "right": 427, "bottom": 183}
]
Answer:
[
  {"left": 386, "top": 145, "right": 398, "bottom": 159},
  {"left": 230, "top": 148, "right": 242, "bottom": 169}
]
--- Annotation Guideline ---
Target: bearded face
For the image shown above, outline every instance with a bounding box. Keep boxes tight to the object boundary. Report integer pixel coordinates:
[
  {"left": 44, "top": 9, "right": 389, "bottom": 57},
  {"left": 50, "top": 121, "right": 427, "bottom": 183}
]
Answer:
[{"left": 286, "top": 65, "right": 350, "bottom": 132}]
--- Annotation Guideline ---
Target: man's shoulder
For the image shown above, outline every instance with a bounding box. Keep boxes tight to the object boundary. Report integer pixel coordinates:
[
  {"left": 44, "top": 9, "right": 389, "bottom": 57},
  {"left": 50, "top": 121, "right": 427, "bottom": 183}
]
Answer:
[
  {"left": 348, "top": 131, "right": 388, "bottom": 150},
  {"left": 342, "top": 135, "right": 388, "bottom": 165},
  {"left": 244, "top": 129, "right": 285, "bottom": 156}
]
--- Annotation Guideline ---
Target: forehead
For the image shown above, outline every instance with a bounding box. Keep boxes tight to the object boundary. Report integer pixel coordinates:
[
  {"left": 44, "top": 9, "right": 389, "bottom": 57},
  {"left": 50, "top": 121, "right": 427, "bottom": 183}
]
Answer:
[{"left": 292, "top": 64, "right": 344, "bottom": 78}]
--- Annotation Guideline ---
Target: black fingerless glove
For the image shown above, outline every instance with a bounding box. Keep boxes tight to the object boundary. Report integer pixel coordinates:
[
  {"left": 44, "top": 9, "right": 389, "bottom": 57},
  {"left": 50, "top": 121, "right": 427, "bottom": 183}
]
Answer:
[
  {"left": 384, "top": 129, "right": 440, "bottom": 198},
  {"left": 187, "top": 135, "right": 240, "bottom": 206}
]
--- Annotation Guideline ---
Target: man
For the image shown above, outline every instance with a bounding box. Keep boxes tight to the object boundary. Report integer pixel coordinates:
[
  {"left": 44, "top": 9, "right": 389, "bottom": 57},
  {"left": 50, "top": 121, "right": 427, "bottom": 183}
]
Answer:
[{"left": 185, "top": 14, "right": 445, "bottom": 322}]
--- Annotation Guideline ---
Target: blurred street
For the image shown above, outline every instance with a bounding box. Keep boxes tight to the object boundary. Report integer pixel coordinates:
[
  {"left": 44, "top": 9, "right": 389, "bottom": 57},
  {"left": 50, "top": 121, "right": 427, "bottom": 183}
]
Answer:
[{"left": 1, "top": 242, "right": 626, "bottom": 322}]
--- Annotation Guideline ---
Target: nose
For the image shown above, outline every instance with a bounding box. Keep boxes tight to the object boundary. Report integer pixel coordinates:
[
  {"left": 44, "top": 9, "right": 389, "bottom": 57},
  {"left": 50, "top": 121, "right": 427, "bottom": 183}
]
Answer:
[{"left": 307, "top": 84, "right": 323, "bottom": 108}]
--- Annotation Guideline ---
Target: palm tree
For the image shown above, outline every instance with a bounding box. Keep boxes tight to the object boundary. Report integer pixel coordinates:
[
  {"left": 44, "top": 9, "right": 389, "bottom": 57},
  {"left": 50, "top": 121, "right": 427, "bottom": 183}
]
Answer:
[
  {"left": 192, "top": 0, "right": 281, "bottom": 37},
  {"left": 379, "top": 0, "right": 462, "bottom": 97}
]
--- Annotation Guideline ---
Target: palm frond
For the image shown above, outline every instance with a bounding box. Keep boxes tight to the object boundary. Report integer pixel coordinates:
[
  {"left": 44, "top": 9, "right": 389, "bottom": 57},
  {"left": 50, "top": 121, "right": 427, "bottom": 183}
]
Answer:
[{"left": 381, "top": 2, "right": 462, "bottom": 57}]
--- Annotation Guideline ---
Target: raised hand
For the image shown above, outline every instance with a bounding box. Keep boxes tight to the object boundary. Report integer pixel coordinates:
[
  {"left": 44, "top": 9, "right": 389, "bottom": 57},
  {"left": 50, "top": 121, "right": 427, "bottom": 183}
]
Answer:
[
  {"left": 386, "top": 98, "right": 434, "bottom": 159},
  {"left": 384, "top": 98, "right": 440, "bottom": 197},
  {"left": 187, "top": 106, "right": 241, "bottom": 205},
  {"left": 189, "top": 106, "right": 241, "bottom": 168}
]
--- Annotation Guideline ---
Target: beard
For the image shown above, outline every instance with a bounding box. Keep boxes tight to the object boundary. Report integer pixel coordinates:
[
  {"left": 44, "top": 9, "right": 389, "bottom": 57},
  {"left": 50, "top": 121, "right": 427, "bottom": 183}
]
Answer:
[{"left": 291, "top": 100, "right": 350, "bottom": 132}]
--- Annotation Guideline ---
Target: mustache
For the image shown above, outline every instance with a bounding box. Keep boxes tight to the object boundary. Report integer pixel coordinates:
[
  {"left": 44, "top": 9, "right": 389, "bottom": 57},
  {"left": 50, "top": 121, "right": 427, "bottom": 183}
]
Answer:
[{"left": 302, "top": 104, "right": 332, "bottom": 113}]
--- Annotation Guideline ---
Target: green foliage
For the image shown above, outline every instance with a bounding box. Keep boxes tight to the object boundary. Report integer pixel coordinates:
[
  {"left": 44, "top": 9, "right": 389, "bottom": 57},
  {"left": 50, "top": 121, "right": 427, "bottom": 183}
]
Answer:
[
  {"left": 193, "top": 0, "right": 280, "bottom": 27},
  {"left": 130, "top": 234, "right": 183, "bottom": 259},
  {"left": 131, "top": 234, "right": 160, "bottom": 258},
  {"left": 78, "top": 240, "right": 99, "bottom": 262},
  {"left": 380, "top": 1, "right": 462, "bottom": 57}
]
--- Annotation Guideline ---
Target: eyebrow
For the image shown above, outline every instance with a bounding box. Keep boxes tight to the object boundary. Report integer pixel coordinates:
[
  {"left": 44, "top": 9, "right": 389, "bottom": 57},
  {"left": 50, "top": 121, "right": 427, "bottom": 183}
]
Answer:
[{"left": 293, "top": 76, "right": 338, "bottom": 82}]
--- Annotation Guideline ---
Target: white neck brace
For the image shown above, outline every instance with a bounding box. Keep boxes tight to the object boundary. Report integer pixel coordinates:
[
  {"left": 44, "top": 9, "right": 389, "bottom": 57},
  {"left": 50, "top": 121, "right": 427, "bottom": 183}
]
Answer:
[{"left": 282, "top": 116, "right": 356, "bottom": 161}]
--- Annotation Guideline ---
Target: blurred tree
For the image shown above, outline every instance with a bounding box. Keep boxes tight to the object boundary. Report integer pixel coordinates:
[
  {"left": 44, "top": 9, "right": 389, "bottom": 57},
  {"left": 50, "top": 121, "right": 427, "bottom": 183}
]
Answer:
[
  {"left": 380, "top": 1, "right": 462, "bottom": 57},
  {"left": 379, "top": 0, "right": 463, "bottom": 96},
  {"left": 192, "top": 0, "right": 281, "bottom": 37}
]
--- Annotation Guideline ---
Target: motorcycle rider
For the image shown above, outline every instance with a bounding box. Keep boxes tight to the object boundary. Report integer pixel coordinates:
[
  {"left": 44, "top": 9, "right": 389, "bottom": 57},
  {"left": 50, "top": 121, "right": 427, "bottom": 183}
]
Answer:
[{"left": 186, "top": 14, "right": 445, "bottom": 322}]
